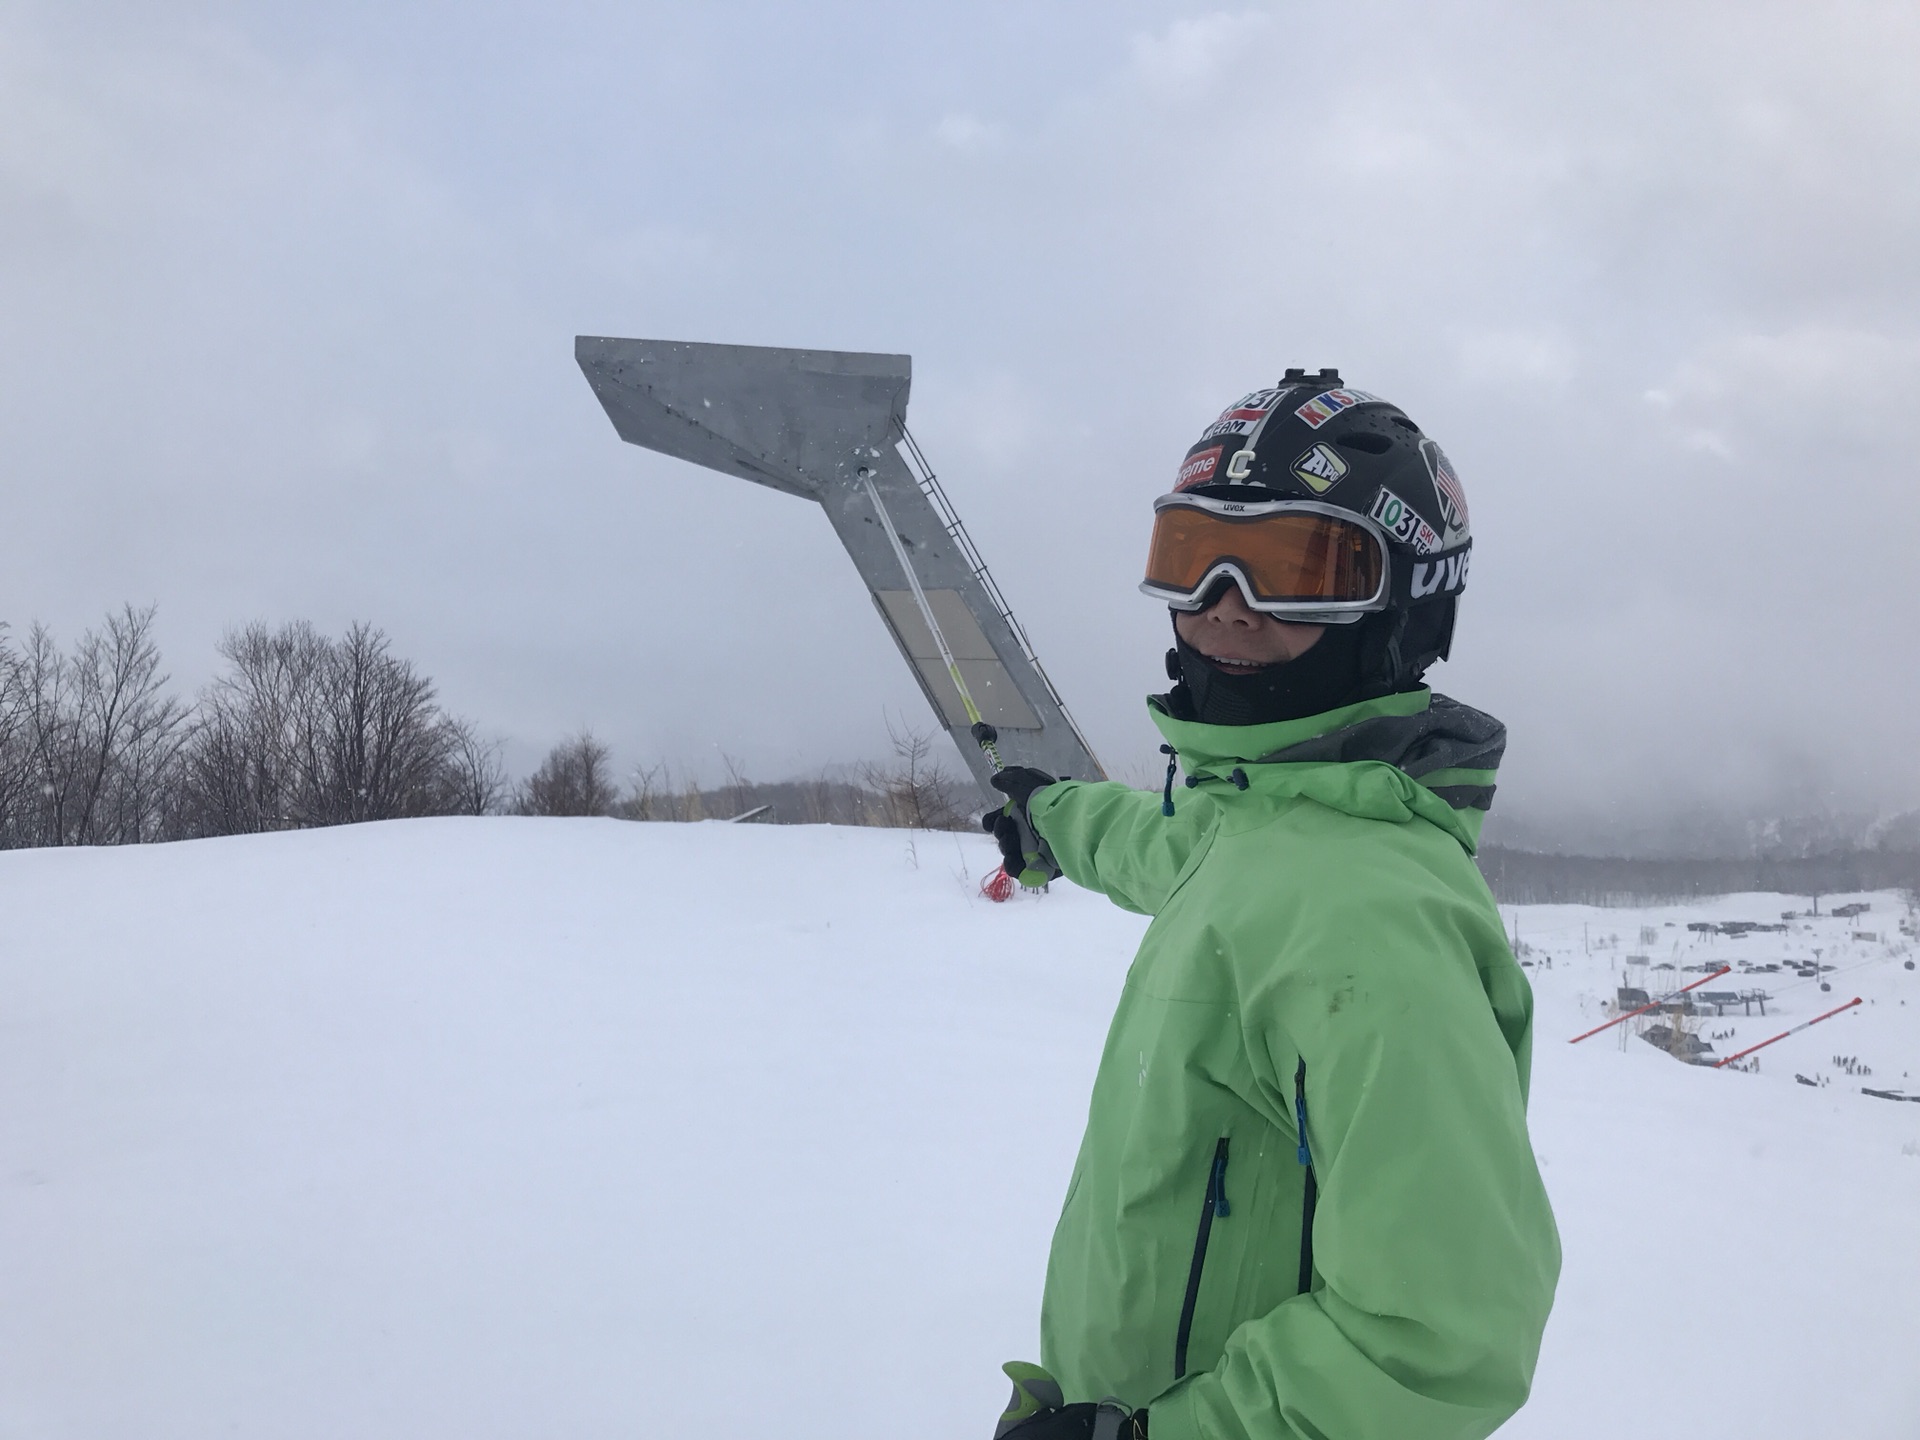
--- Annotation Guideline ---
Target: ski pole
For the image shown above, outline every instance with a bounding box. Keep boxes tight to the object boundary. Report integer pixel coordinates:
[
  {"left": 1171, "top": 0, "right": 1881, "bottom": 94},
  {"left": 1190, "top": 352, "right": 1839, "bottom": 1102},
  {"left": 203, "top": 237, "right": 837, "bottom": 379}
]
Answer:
[
  {"left": 1567, "top": 966, "right": 1732, "bottom": 1044},
  {"left": 859, "top": 466, "right": 1004, "bottom": 771},
  {"left": 1712, "top": 996, "right": 1862, "bottom": 1068}
]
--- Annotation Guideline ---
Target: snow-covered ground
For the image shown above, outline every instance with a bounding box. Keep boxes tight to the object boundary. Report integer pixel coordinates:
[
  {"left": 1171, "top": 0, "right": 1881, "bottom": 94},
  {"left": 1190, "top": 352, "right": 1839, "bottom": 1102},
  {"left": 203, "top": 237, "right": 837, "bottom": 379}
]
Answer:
[{"left": 3, "top": 819, "right": 1916, "bottom": 1439}]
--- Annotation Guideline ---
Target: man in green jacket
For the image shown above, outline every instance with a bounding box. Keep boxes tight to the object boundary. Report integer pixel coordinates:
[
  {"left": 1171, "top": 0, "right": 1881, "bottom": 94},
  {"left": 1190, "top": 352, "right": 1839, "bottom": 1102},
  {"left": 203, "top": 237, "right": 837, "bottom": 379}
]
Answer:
[{"left": 984, "top": 371, "right": 1560, "bottom": 1440}]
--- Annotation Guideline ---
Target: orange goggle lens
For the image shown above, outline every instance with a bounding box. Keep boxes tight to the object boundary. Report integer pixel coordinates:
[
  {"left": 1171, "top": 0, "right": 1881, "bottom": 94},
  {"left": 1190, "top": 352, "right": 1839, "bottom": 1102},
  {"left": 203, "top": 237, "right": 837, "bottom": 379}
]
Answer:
[{"left": 1143, "top": 502, "right": 1385, "bottom": 607}]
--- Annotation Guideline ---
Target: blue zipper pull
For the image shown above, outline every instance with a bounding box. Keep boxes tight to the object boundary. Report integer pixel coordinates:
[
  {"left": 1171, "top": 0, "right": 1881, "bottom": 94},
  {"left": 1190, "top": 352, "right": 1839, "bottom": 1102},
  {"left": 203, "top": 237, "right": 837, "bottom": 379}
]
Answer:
[
  {"left": 1159, "top": 744, "right": 1179, "bottom": 816},
  {"left": 1293, "top": 1061, "right": 1312, "bottom": 1167},
  {"left": 1210, "top": 1139, "right": 1231, "bottom": 1217},
  {"left": 1229, "top": 767, "right": 1249, "bottom": 791}
]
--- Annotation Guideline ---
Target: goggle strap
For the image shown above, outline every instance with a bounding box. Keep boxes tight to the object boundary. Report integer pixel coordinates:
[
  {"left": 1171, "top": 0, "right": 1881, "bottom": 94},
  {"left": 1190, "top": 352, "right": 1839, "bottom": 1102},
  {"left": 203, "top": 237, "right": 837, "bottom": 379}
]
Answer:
[{"left": 1389, "top": 542, "right": 1472, "bottom": 605}]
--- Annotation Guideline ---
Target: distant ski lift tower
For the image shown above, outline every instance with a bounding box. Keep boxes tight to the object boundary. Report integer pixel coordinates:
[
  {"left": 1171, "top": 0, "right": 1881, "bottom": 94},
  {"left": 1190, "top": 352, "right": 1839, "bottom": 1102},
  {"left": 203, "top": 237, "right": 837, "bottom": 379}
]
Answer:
[{"left": 575, "top": 337, "right": 1105, "bottom": 796}]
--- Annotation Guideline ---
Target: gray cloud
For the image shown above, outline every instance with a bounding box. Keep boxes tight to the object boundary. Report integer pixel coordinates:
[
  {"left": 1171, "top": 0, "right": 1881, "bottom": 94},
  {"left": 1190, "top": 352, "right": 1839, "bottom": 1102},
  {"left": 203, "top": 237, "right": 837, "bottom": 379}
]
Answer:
[{"left": 2, "top": 0, "right": 1915, "bottom": 848}]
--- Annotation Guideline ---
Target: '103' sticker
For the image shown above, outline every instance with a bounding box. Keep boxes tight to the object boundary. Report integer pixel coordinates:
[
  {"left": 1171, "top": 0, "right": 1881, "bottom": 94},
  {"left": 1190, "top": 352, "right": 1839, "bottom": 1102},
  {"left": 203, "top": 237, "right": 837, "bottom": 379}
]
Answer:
[
  {"left": 1200, "top": 386, "right": 1296, "bottom": 441},
  {"left": 1368, "top": 487, "right": 1441, "bottom": 554}
]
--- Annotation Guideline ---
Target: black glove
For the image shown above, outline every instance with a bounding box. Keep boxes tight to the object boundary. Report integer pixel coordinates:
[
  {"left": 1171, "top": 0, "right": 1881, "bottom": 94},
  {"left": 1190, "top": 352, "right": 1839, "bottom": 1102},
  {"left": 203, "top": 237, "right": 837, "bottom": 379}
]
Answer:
[
  {"left": 980, "top": 767, "right": 1062, "bottom": 887},
  {"left": 994, "top": 1363, "right": 1145, "bottom": 1440}
]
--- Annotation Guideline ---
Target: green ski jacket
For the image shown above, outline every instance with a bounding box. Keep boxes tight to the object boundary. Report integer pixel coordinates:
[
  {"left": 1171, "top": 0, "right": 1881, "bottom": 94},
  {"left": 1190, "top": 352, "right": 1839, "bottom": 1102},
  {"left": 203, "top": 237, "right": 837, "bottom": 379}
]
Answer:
[{"left": 1027, "top": 688, "right": 1559, "bottom": 1440}]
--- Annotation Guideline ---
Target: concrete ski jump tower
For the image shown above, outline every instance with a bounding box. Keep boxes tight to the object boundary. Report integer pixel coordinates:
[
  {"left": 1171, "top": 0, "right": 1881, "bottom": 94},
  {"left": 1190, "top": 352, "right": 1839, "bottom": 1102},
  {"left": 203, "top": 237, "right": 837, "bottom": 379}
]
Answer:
[{"left": 575, "top": 337, "right": 1105, "bottom": 795}]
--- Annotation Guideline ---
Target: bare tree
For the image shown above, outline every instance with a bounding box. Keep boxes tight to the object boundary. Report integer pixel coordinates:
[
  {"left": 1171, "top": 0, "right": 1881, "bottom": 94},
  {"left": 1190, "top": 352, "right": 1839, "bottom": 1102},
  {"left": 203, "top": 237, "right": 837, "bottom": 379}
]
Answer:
[
  {"left": 859, "top": 717, "right": 971, "bottom": 831},
  {"left": 0, "top": 626, "right": 33, "bottom": 841},
  {"left": 621, "top": 761, "right": 678, "bottom": 821},
  {"left": 516, "top": 731, "right": 618, "bottom": 817},
  {"left": 623, "top": 761, "right": 662, "bottom": 820},
  {"left": 176, "top": 620, "right": 467, "bottom": 836},
  {"left": 176, "top": 620, "right": 330, "bottom": 834},
  {"left": 0, "top": 607, "right": 186, "bottom": 846},
  {"left": 67, "top": 606, "right": 187, "bottom": 844},
  {"left": 437, "top": 717, "right": 507, "bottom": 816},
  {"left": 293, "top": 622, "right": 451, "bottom": 824},
  {"left": 18, "top": 622, "right": 76, "bottom": 843}
]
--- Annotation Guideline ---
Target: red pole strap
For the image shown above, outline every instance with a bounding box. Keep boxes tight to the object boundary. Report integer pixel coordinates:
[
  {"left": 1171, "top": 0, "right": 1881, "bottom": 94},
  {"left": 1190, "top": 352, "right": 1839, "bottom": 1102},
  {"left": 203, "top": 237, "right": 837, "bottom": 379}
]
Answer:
[
  {"left": 1568, "top": 967, "right": 1733, "bottom": 1044},
  {"left": 1712, "top": 996, "right": 1863, "bottom": 1068}
]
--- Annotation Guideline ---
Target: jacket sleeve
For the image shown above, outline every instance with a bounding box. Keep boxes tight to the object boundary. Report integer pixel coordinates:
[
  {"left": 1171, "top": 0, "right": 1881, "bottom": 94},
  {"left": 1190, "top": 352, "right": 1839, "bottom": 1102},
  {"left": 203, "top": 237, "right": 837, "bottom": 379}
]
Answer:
[
  {"left": 1026, "top": 781, "right": 1212, "bottom": 916},
  {"left": 1147, "top": 875, "right": 1562, "bottom": 1440}
]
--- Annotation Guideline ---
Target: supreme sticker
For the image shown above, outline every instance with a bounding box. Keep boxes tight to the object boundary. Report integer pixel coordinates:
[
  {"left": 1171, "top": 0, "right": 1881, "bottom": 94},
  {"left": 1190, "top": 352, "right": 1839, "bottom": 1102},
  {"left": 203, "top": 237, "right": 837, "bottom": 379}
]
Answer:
[
  {"left": 1174, "top": 445, "right": 1224, "bottom": 491},
  {"left": 1421, "top": 439, "right": 1469, "bottom": 530},
  {"left": 1293, "top": 388, "right": 1379, "bottom": 429},
  {"left": 1200, "top": 386, "right": 1295, "bottom": 441},
  {"left": 1290, "top": 442, "right": 1349, "bottom": 495},
  {"left": 1368, "top": 486, "right": 1441, "bottom": 554}
]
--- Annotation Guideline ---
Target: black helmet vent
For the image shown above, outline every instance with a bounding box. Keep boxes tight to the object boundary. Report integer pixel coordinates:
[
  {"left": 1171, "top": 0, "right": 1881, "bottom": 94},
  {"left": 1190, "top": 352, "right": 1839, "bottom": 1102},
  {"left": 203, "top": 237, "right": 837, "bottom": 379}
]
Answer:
[{"left": 1335, "top": 432, "right": 1393, "bottom": 455}]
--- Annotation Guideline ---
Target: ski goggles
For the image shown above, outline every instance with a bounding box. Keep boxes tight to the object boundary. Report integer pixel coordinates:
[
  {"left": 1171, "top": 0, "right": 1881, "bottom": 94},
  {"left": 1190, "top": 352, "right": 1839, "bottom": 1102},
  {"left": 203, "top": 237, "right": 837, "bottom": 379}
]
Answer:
[{"left": 1139, "top": 493, "right": 1391, "bottom": 617}]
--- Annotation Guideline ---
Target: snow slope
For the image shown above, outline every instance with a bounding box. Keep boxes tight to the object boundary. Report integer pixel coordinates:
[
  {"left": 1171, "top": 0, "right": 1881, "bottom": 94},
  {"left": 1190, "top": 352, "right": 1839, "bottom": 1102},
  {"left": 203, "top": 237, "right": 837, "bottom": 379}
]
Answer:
[{"left": 2, "top": 819, "right": 1917, "bottom": 1439}]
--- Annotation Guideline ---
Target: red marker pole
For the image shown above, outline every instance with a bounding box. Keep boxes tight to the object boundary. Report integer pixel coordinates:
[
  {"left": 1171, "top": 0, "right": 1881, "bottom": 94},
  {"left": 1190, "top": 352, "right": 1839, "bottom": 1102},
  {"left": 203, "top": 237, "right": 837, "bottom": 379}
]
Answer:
[
  {"left": 1568, "top": 966, "right": 1733, "bottom": 1044},
  {"left": 1712, "top": 996, "right": 1863, "bottom": 1069}
]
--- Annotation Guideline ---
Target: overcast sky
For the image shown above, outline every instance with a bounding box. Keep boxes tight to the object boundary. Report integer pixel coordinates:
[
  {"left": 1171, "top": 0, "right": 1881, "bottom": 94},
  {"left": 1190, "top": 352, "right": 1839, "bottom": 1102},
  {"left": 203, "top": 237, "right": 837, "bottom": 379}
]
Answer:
[{"left": 3, "top": 0, "right": 1916, "bottom": 851}]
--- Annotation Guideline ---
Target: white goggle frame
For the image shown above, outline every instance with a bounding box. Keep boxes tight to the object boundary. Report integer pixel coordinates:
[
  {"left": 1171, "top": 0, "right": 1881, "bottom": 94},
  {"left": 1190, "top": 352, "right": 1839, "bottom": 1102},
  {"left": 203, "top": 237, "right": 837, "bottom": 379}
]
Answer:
[{"left": 1138, "top": 493, "right": 1394, "bottom": 622}]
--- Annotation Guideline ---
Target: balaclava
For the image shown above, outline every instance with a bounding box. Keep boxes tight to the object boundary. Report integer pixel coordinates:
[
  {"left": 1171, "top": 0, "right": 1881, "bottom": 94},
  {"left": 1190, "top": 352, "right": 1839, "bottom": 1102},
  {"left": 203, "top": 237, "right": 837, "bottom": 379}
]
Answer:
[{"left": 1164, "top": 601, "right": 1389, "bottom": 726}]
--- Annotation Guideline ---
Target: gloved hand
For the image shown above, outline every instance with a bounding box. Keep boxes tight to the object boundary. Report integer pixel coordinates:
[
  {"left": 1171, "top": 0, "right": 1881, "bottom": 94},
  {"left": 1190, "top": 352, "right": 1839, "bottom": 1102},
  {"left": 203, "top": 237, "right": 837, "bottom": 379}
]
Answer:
[
  {"left": 994, "top": 1362, "right": 1146, "bottom": 1440},
  {"left": 980, "top": 767, "right": 1062, "bottom": 887}
]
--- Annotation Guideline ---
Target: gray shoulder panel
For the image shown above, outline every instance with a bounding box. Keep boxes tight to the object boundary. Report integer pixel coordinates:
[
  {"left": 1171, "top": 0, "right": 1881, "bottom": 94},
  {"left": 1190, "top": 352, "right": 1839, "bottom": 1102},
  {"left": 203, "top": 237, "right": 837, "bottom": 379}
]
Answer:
[{"left": 1251, "top": 692, "right": 1507, "bottom": 786}]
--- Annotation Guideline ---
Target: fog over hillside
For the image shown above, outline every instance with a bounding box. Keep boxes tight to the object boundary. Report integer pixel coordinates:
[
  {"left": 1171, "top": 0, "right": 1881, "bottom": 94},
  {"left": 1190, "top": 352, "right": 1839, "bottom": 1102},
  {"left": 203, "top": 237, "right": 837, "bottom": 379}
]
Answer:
[{"left": 1482, "top": 802, "right": 1920, "bottom": 865}]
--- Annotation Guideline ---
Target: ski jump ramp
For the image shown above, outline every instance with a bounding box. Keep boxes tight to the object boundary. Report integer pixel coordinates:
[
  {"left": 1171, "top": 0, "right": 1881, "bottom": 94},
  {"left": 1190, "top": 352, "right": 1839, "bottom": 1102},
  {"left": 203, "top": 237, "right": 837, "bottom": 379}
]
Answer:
[{"left": 575, "top": 336, "right": 1105, "bottom": 794}]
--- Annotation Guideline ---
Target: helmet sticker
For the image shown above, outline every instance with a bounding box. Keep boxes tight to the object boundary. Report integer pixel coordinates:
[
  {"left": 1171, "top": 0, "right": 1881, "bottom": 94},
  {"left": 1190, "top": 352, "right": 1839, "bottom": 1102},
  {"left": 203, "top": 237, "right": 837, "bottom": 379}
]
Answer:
[
  {"left": 1173, "top": 445, "right": 1224, "bottom": 491},
  {"left": 1420, "top": 439, "right": 1470, "bottom": 530},
  {"left": 1200, "top": 386, "right": 1296, "bottom": 441},
  {"left": 1224, "top": 447, "right": 1256, "bottom": 480},
  {"left": 1368, "top": 486, "right": 1441, "bottom": 554},
  {"left": 1294, "top": 388, "right": 1380, "bottom": 429},
  {"left": 1290, "top": 442, "right": 1349, "bottom": 494}
]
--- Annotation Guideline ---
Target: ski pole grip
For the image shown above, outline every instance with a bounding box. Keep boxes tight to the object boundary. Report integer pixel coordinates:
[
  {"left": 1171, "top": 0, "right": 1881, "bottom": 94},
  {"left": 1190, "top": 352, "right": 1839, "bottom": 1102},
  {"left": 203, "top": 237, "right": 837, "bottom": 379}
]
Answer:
[{"left": 969, "top": 720, "right": 1005, "bottom": 773}]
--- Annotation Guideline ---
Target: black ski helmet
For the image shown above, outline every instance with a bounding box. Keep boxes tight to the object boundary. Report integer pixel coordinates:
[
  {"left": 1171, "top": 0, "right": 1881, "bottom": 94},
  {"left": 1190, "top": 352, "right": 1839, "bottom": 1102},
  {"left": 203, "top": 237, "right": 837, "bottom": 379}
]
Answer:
[{"left": 1155, "top": 368, "right": 1472, "bottom": 692}]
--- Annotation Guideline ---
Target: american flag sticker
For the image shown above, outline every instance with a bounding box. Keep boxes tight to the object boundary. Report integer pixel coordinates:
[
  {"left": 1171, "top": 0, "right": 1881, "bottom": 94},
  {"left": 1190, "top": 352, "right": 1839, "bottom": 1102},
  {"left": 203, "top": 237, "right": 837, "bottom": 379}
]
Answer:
[
  {"left": 1422, "top": 440, "right": 1469, "bottom": 530},
  {"left": 1293, "top": 388, "right": 1379, "bottom": 429}
]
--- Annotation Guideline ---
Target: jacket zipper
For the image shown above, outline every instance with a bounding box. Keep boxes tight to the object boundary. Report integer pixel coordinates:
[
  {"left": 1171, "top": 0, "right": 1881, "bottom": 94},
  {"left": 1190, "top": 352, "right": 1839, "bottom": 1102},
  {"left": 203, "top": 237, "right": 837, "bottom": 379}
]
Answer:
[
  {"left": 1172, "top": 1137, "right": 1230, "bottom": 1380},
  {"left": 1295, "top": 1059, "right": 1318, "bottom": 1295}
]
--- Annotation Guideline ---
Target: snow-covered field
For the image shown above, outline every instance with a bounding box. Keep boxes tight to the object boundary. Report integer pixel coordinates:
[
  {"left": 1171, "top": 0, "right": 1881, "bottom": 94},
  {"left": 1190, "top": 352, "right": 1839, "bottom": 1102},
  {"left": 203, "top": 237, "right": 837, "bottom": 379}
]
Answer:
[{"left": 3, "top": 819, "right": 1917, "bottom": 1439}]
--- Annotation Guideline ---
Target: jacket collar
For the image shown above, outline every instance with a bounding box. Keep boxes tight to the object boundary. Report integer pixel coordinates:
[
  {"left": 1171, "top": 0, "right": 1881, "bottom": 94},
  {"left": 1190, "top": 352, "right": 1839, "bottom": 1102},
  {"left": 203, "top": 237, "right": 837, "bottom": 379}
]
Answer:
[
  {"left": 1146, "top": 688, "right": 1506, "bottom": 853},
  {"left": 1149, "top": 688, "right": 1432, "bottom": 771}
]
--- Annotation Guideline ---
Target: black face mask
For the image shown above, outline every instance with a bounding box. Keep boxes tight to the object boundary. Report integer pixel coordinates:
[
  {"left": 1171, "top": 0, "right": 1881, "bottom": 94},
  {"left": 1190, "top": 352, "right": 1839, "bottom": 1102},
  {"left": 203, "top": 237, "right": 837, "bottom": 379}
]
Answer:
[{"left": 1165, "top": 614, "right": 1373, "bottom": 726}]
